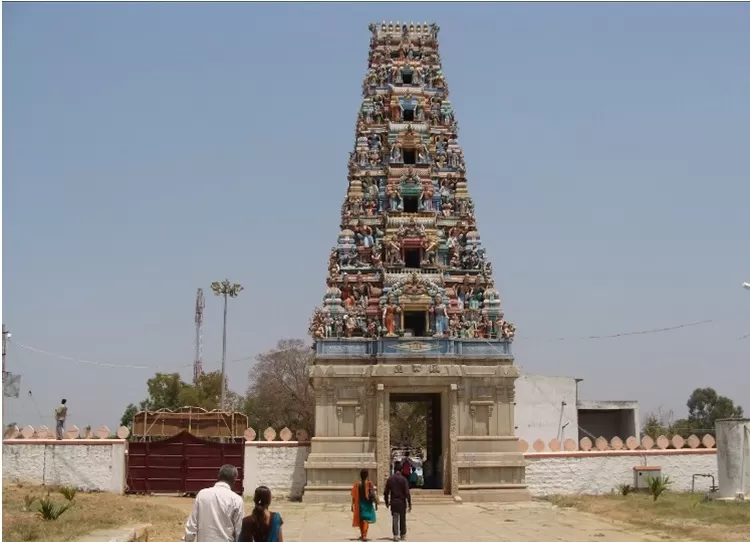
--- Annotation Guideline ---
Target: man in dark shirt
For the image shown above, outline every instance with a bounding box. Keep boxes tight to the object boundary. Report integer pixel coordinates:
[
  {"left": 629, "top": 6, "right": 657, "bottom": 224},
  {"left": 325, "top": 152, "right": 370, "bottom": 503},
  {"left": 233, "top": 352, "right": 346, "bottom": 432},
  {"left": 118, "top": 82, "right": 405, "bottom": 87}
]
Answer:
[{"left": 384, "top": 461, "right": 412, "bottom": 540}]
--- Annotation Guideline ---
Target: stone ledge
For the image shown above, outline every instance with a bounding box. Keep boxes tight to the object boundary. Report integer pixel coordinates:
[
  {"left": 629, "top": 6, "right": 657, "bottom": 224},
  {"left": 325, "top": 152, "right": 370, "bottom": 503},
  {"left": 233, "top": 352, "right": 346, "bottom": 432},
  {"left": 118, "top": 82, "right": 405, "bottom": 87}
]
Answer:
[{"left": 75, "top": 524, "right": 150, "bottom": 542}]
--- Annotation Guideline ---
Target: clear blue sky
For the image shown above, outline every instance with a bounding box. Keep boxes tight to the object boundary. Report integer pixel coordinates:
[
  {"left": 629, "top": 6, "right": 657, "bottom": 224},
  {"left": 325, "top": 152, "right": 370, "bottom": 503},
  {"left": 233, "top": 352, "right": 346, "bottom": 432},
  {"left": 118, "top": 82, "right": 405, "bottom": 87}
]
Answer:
[{"left": 3, "top": 3, "right": 749, "bottom": 431}]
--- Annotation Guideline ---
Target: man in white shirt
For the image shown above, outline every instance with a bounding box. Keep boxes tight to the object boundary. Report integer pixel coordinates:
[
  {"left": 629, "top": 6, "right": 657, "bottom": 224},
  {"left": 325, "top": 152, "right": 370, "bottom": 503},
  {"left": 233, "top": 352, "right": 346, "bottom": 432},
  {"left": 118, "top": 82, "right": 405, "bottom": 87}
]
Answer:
[{"left": 184, "top": 464, "right": 244, "bottom": 542}]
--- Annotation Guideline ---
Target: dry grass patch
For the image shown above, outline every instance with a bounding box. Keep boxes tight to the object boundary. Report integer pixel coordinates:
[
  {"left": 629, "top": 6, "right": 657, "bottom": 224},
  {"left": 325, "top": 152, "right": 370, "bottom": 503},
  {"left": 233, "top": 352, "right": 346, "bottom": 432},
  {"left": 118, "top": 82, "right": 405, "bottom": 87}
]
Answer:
[
  {"left": 2, "top": 483, "right": 186, "bottom": 542},
  {"left": 550, "top": 492, "right": 750, "bottom": 542}
]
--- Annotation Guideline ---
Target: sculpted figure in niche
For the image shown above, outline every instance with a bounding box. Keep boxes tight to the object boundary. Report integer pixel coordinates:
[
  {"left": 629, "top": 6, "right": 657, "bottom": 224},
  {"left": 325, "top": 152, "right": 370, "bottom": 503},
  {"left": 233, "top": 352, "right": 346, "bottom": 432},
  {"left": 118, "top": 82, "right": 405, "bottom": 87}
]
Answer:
[
  {"left": 334, "top": 317, "right": 344, "bottom": 338},
  {"left": 356, "top": 222, "right": 374, "bottom": 248},
  {"left": 328, "top": 247, "right": 340, "bottom": 278},
  {"left": 371, "top": 241, "right": 383, "bottom": 269},
  {"left": 386, "top": 182, "right": 403, "bottom": 211},
  {"left": 353, "top": 272, "right": 370, "bottom": 308},
  {"left": 390, "top": 143, "right": 402, "bottom": 163},
  {"left": 389, "top": 98, "right": 401, "bottom": 121},
  {"left": 441, "top": 201, "right": 453, "bottom": 217},
  {"left": 420, "top": 179, "right": 434, "bottom": 211},
  {"left": 366, "top": 318, "right": 379, "bottom": 338},
  {"left": 365, "top": 199, "right": 377, "bottom": 216},
  {"left": 382, "top": 295, "right": 400, "bottom": 337},
  {"left": 421, "top": 236, "right": 438, "bottom": 267},
  {"left": 433, "top": 295, "right": 448, "bottom": 336},
  {"left": 369, "top": 134, "right": 382, "bottom": 151},
  {"left": 340, "top": 245, "right": 360, "bottom": 268},
  {"left": 449, "top": 314, "right": 461, "bottom": 338},
  {"left": 385, "top": 237, "right": 402, "bottom": 265}
]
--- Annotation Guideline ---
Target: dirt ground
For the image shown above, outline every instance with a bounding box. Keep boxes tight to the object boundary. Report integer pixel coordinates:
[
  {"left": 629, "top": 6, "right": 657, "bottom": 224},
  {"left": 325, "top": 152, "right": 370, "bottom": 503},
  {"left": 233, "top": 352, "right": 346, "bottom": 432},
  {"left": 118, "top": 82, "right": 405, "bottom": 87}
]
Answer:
[
  {"left": 145, "top": 495, "right": 708, "bottom": 542},
  {"left": 7, "top": 483, "right": 742, "bottom": 542},
  {"left": 552, "top": 493, "right": 750, "bottom": 542}
]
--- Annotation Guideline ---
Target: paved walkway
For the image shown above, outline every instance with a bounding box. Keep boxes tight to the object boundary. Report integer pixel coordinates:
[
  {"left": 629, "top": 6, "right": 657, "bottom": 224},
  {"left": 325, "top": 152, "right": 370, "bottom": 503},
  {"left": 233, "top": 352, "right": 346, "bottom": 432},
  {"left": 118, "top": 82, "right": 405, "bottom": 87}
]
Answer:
[{"left": 156, "top": 498, "right": 679, "bottom": 542}]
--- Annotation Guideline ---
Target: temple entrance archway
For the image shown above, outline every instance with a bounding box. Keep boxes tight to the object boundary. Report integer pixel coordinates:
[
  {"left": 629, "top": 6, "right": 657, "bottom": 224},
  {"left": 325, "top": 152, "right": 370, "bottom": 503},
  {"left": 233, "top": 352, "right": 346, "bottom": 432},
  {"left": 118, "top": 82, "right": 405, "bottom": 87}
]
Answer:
[{"left": 390, "top": 392, "right": 444, "bottom": 490}]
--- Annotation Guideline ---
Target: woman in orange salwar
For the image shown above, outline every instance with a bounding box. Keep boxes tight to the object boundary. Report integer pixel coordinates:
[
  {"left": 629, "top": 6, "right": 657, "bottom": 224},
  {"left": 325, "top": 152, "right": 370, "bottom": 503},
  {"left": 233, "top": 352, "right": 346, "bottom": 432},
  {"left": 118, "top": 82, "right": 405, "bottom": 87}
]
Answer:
[{"left": 351, "top": 469, "right": 377, "bottom": 541}]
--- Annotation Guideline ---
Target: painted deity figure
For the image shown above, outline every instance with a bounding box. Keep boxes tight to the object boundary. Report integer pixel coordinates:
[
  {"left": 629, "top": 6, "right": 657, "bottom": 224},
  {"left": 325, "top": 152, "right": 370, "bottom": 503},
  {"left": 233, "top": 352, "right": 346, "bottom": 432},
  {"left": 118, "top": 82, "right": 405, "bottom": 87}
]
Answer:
[
  {"left": 386, "top": 182, "right": 403, "bottom": 211},
  {"left": 366, "top": 318, "right": 379, "bottom": 338},
  {"left": 353, "top": 273, "right": 370, "bottom": 307},
  {"left": 382, "top": 295, "right": 400, "bottom": 336},
  {"left": 390, "top": 144, "right": 402, "bottom": 163},
  {"left": 357, "top": 223, "right": 374, "bottom": 248},
  {"left": 420, "top": 180, "right": 434, "bottom": 211},
  {"left": 433, "top": 295, "right": 448, "bottom": 336},
  {"left": 449, "top": 314, "right": 461, "bottom": 338},
  {"left": 324, "top": 314, "right": 334, "bottom": 338}
]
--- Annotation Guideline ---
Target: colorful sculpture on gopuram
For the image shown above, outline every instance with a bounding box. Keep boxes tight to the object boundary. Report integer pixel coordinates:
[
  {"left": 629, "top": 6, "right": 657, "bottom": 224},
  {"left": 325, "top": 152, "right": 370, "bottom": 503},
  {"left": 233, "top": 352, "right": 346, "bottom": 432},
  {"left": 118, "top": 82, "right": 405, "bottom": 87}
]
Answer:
[{"left": 309, "top": 21, "right": 516, "bottom": 344}]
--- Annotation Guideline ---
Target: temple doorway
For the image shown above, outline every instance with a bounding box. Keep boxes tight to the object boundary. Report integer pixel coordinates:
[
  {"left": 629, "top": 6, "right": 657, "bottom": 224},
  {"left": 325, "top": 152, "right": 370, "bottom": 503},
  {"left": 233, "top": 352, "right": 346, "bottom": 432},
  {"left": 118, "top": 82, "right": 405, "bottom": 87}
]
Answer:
[{"left": 389, "top": 392, "right": 444, "bottom": 490}]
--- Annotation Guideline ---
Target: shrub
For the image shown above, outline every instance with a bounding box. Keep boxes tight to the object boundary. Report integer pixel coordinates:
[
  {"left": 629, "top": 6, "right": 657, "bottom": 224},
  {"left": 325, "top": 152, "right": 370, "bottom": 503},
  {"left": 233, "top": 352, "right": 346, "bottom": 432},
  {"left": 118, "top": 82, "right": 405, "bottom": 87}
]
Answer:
[
  {"left": 617, "top": 483, "right": 632, "bottom": 496},
  {"left": 646, "top": 475, "right": 672, "bottom": 501},
  {"left": 23, "top": 494, "right": 37, "bottom": 511},
  {"left": 58, "top": 486, "right": 77, "bottom": 501},
  {"left": 38, "top": 497, "right": 73, "bottom": 521}
]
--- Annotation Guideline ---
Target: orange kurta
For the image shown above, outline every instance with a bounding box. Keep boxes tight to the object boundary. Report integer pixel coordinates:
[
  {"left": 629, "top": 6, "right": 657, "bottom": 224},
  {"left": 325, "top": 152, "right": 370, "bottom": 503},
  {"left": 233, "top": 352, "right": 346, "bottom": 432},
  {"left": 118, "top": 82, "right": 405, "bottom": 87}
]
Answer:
[{"left": 351, "top": 480, "right": 374, "bottom": 527}]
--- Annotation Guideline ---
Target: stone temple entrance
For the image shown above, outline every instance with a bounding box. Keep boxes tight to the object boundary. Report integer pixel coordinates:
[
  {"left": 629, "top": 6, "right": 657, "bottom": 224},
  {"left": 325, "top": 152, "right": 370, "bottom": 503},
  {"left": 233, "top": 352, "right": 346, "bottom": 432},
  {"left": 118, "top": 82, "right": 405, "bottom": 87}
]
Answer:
[
  {"left": 303, "top": 22, "right": 529, "bottom": 503},
  {"left": 389, "top": 392, "right": 444, "bottom": 490}
]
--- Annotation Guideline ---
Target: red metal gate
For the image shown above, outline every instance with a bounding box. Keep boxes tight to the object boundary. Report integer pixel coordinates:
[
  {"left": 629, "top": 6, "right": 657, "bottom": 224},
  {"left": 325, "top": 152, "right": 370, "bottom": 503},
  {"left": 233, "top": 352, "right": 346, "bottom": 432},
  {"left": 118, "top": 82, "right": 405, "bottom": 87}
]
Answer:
[{"left": 126, "top": 431, "right": 243, "bottom": 495}]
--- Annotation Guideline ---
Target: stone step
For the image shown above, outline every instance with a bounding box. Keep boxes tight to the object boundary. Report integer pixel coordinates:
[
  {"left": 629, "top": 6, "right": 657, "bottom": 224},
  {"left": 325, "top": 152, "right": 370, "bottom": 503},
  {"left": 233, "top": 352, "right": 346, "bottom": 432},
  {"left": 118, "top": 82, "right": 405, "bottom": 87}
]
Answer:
[{"left": 408, "top": 490, "right": 457, "bottom": 504}]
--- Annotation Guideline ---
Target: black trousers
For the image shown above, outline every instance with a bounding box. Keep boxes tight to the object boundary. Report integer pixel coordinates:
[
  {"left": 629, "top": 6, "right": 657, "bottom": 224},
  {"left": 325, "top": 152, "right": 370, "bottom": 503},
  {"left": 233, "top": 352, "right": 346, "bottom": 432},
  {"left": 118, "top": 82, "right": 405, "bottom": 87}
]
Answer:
[{"left": 390, "top": 500, "right": 407, "bottom": 537}]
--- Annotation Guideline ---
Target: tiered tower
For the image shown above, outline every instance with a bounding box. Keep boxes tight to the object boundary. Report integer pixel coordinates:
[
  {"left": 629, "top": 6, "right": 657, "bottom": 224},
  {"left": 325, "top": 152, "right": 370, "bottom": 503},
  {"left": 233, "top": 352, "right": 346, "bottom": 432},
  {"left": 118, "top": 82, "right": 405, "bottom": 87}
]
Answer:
[{"left": 305, "top": 22, "right": 529, "bottom": 504}]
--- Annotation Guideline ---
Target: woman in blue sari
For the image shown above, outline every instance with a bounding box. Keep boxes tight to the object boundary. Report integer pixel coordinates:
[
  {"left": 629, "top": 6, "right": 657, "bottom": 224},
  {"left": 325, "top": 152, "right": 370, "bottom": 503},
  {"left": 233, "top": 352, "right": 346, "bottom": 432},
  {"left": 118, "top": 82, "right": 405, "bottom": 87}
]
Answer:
[{"left": 239, "top": 486, "right": 283, "bottom": 542}]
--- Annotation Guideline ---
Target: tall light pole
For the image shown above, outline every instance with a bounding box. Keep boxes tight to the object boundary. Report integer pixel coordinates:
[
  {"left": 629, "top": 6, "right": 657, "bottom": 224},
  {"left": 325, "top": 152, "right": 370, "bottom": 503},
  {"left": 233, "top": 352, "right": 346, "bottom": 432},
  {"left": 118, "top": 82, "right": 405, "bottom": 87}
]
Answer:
[{"left": 210, "top": 279, "right": 243, "bottom": 411}]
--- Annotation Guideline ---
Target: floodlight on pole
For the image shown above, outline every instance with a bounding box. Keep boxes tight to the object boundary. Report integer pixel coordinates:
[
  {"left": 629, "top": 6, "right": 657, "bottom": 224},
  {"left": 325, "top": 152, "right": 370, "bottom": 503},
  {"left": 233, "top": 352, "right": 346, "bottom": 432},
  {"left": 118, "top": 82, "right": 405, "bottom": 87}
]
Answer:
[
  {"left": 210, "top": 279, "right": 244, "bottom": 411},
  {"left": 743, "top": 282, "right": 750, "bottom": 290}
]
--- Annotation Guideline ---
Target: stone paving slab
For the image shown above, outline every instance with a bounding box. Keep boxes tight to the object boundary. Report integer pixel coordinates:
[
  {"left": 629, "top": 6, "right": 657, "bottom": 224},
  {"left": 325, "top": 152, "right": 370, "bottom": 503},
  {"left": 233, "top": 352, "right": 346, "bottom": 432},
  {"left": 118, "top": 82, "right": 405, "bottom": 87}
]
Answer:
[
  {"left": 155, "top": 497, "right": 687, "bottom": 542},
  {"left": 272, "top": 502, "right": 678, "bottom": 542}
]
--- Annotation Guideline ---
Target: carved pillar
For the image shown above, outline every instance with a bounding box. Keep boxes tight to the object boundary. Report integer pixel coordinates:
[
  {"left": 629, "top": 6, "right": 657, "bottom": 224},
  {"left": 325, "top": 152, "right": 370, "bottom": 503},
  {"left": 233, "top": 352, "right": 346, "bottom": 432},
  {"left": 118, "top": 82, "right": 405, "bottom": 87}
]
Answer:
[
  {"left": 507, "top": 384, "right": 516, "bottom": 436},
  {"left": 449, "top": 383, "right": 459, "bottom": 497},
  {"left": 376, "top": 384, "right": 390, "bottom": 490},
  {"left": 314, "top": 383, "right": 326, "bottom": 436}
]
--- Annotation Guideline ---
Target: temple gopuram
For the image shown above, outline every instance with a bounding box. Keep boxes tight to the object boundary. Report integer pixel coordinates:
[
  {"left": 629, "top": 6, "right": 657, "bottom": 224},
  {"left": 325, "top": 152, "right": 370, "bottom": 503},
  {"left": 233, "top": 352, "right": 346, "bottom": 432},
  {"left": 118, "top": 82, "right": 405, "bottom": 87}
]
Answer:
[{"left": 304, "top": 22, "right": 529, "bottom": 503}]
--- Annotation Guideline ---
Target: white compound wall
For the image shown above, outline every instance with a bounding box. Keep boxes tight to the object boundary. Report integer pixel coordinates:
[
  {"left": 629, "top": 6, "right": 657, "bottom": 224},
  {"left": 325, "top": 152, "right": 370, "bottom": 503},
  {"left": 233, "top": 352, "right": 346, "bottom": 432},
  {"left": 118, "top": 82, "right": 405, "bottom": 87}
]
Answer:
[
  {"left": 243, "top": 442, "right": 310, "bottom": 500},
  {"left": 525, "top": 449, "right": 718, "bottom": 496},
  {"left": 2, "top": 440, "right": 127, "bottom": 494}
]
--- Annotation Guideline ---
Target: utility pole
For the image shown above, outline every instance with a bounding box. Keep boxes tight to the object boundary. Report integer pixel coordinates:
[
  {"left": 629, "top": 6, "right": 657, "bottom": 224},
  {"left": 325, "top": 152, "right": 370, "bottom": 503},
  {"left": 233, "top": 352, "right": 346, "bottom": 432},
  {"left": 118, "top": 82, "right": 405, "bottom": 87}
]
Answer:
[{"left": 210, "top": 279, "right": 243, "bottom": 411}]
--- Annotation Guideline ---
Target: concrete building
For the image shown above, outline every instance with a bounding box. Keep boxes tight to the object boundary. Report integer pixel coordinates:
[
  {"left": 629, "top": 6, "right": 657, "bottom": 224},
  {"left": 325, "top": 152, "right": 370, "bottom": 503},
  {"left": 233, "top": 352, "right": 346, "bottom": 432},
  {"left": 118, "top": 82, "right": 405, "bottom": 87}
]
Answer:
[{"left": 514, "top": 373, "right": 640, "bottom": 445}]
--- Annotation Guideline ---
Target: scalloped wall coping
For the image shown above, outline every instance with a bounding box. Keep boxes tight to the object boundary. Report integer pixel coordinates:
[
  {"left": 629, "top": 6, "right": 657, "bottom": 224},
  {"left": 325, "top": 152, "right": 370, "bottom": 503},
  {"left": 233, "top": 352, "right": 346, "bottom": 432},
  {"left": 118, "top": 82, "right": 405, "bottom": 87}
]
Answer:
[{"left": 524, "top": 448, "right": 717, "bottom": 459}]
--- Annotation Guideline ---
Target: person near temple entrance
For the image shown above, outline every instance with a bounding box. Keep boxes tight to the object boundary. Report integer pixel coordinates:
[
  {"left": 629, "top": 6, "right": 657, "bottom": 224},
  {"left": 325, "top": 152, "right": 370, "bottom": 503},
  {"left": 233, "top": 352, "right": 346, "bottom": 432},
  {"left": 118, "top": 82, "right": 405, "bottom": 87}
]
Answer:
[
  {"left": 351, "top": 469, "right": 377, "bottom": 541},
  {"left": 385, "top": 461, "right": 412, "bottom": 541},
  {"left": 401, "top": 451, "right": 417, "bottom": 488},
  {"left": 54, "top": 399, "right": 68, "bottom": 440}
]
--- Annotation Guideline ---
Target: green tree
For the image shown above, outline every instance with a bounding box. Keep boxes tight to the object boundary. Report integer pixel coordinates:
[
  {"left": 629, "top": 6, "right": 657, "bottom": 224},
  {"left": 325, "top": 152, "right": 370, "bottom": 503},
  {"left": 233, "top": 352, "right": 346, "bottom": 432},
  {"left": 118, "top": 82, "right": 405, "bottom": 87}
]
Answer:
[
  {"left": 244, "top": 339, "right": 314, "bottom": 432},
  {"left": 178, "top": 371, "right": 243, "bottom": 411},
  {"left": 119, "top": 370, "right": 244, "bottom": 428},
  {"left": 140, "top": 372, "right": 188, "bottom": 411},
  {"left": 390, "top": 402, "right": 430, "bottom": 448},
  {"left": 642, "top": 411, "right": 670, "bottom": 440},
  {"left": 687, "top": 387, "right": 744, "bottom": 431},
  {"left": 120, "top": 403, "right": 139, "bottom": 428}
]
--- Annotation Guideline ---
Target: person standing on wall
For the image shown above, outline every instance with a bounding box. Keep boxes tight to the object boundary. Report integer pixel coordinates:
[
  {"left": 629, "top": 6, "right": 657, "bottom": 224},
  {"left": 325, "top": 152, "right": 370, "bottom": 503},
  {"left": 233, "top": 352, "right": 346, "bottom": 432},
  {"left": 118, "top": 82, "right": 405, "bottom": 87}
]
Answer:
[
  {"left": 54, "top": 399, "right": 68, "bottom": 440},
  {"left": 384, "top": 461, "right": 412, "bottom": 541}
]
